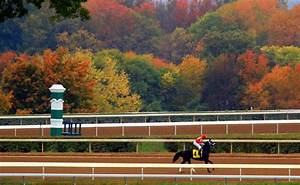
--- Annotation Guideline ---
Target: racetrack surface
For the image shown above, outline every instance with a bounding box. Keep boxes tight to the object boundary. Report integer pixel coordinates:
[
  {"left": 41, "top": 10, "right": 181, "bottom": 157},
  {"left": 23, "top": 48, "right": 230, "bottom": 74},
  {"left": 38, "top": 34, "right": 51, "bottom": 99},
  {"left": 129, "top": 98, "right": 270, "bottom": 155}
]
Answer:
[{"left": 1, "top": 153, "right": 300, "bottom": 179}]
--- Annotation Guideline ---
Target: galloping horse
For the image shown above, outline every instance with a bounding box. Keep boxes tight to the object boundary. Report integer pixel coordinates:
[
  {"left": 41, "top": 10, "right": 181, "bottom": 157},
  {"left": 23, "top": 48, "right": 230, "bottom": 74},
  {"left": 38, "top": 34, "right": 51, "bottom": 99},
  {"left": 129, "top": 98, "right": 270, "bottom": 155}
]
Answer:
[{"left": 172, "top": 139, "right": 215, "bottom": 173}]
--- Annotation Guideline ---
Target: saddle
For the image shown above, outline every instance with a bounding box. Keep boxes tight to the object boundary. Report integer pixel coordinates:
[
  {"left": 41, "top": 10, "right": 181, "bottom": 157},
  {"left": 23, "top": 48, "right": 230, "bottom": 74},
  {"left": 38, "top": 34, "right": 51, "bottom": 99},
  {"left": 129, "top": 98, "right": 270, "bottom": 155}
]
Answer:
[{"left": 192, "top": 149, "right": 202, "bottom": 158}]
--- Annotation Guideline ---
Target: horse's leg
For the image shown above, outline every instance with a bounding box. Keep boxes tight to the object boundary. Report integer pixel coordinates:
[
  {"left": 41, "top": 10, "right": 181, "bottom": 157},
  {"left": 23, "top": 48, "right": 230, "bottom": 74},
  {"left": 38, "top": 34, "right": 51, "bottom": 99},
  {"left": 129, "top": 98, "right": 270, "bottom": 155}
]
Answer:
[
  {"left": 208, "top": 159, "right": 214, "bottom": 171},
  {"left": 188, "top": 159, "right": 196, "bottom": 173},
  {"left": 205, "top": 160, "right": 211, "bottom": 173},
  {"left": 179, "top": 159, "right": 187, "bottom": 173}
]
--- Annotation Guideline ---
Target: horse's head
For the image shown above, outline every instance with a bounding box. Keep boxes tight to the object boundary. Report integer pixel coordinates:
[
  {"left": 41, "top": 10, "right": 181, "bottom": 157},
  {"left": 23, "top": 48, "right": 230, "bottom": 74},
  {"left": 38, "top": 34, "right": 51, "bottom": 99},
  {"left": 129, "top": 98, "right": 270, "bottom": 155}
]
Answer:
[{"left": 205, "top": 138, "right": 216, "bottom": 148}]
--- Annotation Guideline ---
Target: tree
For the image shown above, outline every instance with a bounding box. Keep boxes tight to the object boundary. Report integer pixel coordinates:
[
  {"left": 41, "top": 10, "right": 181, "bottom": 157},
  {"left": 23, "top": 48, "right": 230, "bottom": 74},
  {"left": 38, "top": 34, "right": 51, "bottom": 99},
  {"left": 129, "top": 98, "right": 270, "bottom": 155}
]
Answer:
[
  {"left": 85, "top": 0, "right": 162, "bottom": 54},
  {"left": 0, "top": 2, "right": 83, "bottom": 54},
  {"left": 218, "top": 0, "right": 281, "bottom": 45},
  {"left": 0, "top": 0, "right": 89, "bottom": 22},
  {"left": 154, "top": 28, "right": 195, "bottom": 64},
  {"left": 122, "top": 53, "right": 162, "bottom": 111},
  {"left": 0, "top": 51, "right": 16, "bottom": 78},
  {"left": 94, "top": 50, "right": 162, "bottom": 111},
  {"left": 242, "top": 64, "right": 300, "bottom": 109},
  {"left": 1, "top": 48, "right": 101, "bottom": 113},
  {"left": 154, "top": 0, "right": 218, "bottom": 32},
  {"left": 2, "top": 53, "right": 47, "bottom": 113},
  {"left": 237, "top": 50, "right": 269, "bottom": 84},
  {"left": 261, "top": 46, "right": 300, "bottom": 66},
  {"left": 189, "top": 12, "right": 238, "bottom": 40},
  {"left": 267, "top": 4, "right": 300, "bottom": 46},
  {"left": 175, "top": 55, "right": 207, "bottom": 110},
  {"left": 178, "top": 55, "right": 207, "bottom": 98},
  {"left": 0, "top": 90, "right": 13, "bottom": 115},
  {"left": 189, "top": 12, "right": 255, "bottom": 60},
  {"left": 200, "top": 29, "right": 255, "bottom": 59},
  {"left": 202, "top": 54, "right": 240, "bottom": 110},
  {"left": 0, "top": 19, "right": 22, "bottom": 52},
  {"left": 95, "top": 58, "right": 141, "bottom": 112},
  {"left": 56, "top": 29, "right": 105, "bottom": 52},
  {"left": 42, "top": 48, "right": 100, "bottom": 112}
]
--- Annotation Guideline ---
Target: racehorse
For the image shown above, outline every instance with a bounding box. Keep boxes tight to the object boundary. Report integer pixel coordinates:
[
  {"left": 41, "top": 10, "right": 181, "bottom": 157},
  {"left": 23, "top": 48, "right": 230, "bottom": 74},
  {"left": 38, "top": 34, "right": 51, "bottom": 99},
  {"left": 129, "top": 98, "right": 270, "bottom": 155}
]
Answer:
[{"left": 172, "top": 139, "right": 215, "bottom": 173}]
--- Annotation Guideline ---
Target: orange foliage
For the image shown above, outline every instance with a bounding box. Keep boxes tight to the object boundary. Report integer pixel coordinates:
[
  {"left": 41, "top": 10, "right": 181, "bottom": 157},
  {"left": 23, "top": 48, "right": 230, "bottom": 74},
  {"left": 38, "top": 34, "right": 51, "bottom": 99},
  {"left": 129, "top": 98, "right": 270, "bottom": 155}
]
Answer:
[
  {"left": 85, "top": 0, "right": 136, "bottom": 44},
  {"left": 0, "top": 90, "right": 13, "bottom": 114},
  {"left": 218, "top": 0, "right": 280, "bottom": 36},
  {"left": 267, "top": 4, "right": 300, "bottom": 46},
  {"left": 134, "top": 2, "right": 155, "bottom": 17},
  {"left": 150, "top": 58, "right": 175, "bottom": 70},
  {"left": 0, "top": 51, "right": 16, "bottom": 76},
  {"left": 237, "top": 50, "right": 269, "bottom": 83},
  {"left": 242, "top": 64, "right": 300, "bottom": 109}
]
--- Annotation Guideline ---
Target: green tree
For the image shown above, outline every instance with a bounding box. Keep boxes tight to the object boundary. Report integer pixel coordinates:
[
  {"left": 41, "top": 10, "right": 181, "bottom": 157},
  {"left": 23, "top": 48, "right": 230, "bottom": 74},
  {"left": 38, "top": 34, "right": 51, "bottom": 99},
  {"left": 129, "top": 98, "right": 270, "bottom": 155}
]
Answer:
[
  {"left": 16, "top": 2, "right": 82, "bottom": 54},
  {"left": 122, "top": 54, "right": 162, "bottom": 111},
  {"left": 56, "top": 29, "right": 105, "bottom": 52},
  {"left": 200, "top": 29, "right": 255, "bottom": 59},
  {"left": 189, "top": 12, "right": 255, "bottom": 60},
  {"left": 0, "top": 0, "right": 89, "bottom": 22},
  {"left": 261, "top": 46, "right": 300, "bottom": 66},
  {"left": 154, "top": 28, "right": 195, "bottom": 64}
]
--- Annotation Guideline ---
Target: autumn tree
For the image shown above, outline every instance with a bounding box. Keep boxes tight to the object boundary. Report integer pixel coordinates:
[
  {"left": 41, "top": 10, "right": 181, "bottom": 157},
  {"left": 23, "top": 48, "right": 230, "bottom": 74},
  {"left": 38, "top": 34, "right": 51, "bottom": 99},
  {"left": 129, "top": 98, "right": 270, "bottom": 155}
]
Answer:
[
  {"left": 134, "top": 1, "right": 156, "bottom": 18},
  {"left": 261, "top": 46, "right": 300, "bottom": 66},
  {"left": 56, "top": 29, "right": 105, "bottom": 52},
  {"left": 0, "top": 90, "right": 13, "bottom": 114},
  {"left": 154, "top": 28, "right": 195, "bottom": 64},
  {"left": 154, "top": 0, "right": 218, "bottom": 32},
  {"left": 267, "top": 4, "right": 300, "bottom": 46},
  {"left": 95, "top": 58, "right": 141, "bottom": 112},
  {"left": 2, "top": 53, "right": 47, "bottom": 113},
  {"left": 202, "top": 54, "right": 240, "bottom": 110},
  {"left": 1, "top": 48, "right": 102, "bottom": 113},
  {"left": 237, "top": 50, "right": 269, "bottom": 84},
  {"left": 242, "top": 64, "right": 300, "bottom": 109},
  {"left": 94, "top": 50, "right": 162, "bottom": 111},
  {"left": 85, "top": 0, "right": 162, "bottom": 54},
  {"left": 0, "top": 51, "right": 17, "bottom": 78},
  {"left": 179, "top": 55, "right": 207, "bottom": 98},
  {"left": 218, "top": 0, "right": 281, "bottom": 45},
  {"left": 42, "top": 48, "right": 99, "bottom": 112},
  {"left": 174, "top": 55, "right": 207, "bottom": 110}
]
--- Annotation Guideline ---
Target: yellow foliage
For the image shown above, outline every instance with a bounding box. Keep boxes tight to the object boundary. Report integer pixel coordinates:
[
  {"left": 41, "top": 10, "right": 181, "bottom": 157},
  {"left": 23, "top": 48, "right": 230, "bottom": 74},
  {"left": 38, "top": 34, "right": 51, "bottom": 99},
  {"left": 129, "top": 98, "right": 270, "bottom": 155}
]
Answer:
[
  {"left": 179, "top": 55, "right": 207, "bottom": 95},
  {"left": 0, "top": 90, "right": 13, "bottom": 115},
  {"left": 95, "top": 58, "right": 141, "bottom": 112}
]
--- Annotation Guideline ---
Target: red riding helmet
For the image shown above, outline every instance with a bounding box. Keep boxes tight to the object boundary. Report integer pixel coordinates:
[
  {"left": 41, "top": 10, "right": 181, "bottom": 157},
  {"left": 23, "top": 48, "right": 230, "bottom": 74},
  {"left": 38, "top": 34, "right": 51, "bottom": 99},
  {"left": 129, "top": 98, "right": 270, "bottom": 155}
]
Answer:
[{"left": 201, "top": 134, "right": 207, "bottom": 139}]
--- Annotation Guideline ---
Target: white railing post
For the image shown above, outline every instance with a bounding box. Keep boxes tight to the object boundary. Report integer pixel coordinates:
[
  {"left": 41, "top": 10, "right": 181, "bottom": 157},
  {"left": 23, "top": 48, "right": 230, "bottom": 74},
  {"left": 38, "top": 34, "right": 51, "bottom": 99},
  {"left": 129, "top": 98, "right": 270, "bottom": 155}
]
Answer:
[{"left": 92, "top": 167, "right": 95, "bottom": 180}]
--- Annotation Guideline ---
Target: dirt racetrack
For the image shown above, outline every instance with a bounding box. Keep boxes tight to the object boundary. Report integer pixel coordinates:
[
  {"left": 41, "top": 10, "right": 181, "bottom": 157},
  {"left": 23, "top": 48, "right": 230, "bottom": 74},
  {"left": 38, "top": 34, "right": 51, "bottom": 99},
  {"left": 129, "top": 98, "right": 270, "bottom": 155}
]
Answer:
[
  {"left": 1, "top": 122, "right": 300, "bottom": 137},
  {"left": 1, "top": 153, "right": 300, "bottom": 181}
]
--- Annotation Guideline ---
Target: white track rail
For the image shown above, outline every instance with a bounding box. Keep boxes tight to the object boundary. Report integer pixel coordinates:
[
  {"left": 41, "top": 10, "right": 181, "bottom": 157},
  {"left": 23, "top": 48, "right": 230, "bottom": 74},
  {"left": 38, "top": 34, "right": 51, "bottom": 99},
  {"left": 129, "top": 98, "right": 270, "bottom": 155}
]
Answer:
[
  {"left": 1, "top": 119, "right": 300, "bottom": 129},
  {"left": 2, "top": 162, "right": 300, "bottom": 169},
  {"left": 1, "top": 162, "right": 300, "bottom": 182}
]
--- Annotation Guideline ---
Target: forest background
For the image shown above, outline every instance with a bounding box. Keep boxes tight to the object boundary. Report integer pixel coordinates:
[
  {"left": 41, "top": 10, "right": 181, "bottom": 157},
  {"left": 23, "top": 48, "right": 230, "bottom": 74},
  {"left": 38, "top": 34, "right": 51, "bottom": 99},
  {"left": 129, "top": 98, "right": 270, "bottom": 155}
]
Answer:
[{"left": 0, "top": 0, "right": 300, "bottom": 115}]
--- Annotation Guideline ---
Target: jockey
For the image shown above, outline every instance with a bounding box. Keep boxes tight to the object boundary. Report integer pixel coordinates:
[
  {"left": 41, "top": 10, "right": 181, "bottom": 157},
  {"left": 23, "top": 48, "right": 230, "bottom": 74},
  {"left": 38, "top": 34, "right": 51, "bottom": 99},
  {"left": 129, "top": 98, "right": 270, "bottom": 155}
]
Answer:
[{"left": 193, "top": 134, "right": 207, "bottom": 150}]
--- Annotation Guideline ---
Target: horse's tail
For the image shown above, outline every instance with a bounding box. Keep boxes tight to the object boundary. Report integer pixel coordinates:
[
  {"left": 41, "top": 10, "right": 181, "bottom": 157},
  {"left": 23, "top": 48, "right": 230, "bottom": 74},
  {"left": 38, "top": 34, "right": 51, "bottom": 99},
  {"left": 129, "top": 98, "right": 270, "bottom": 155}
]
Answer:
[{"left": 172, "top": 151, "right": 183, "bottom": 163}]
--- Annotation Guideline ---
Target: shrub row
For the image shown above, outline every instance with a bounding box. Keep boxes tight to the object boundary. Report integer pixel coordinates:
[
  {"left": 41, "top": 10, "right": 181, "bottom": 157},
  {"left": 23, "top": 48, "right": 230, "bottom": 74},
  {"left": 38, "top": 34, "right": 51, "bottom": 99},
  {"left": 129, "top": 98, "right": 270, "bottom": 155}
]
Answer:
[{"left": 1, "top": 142, "right": 300, "bottom": 154}]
